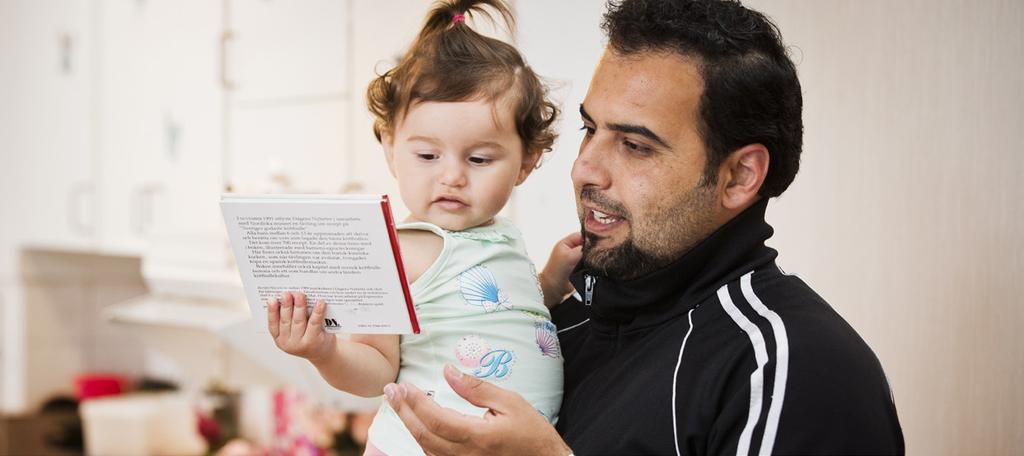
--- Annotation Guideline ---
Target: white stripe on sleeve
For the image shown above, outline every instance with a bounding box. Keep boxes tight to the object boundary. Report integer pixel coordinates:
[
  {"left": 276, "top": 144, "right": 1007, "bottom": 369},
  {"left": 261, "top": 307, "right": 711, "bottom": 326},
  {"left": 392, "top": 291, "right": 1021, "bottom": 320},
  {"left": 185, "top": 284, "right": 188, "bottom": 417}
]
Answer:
[
  {"left": 717, "top": 283, "right": 769, "bottom": 456},
  {"left": 741, "top": 272, "right": 789, "bottom": 456},
  {"left": 672, "top": 308, "right": 696, "bottom": 456}
]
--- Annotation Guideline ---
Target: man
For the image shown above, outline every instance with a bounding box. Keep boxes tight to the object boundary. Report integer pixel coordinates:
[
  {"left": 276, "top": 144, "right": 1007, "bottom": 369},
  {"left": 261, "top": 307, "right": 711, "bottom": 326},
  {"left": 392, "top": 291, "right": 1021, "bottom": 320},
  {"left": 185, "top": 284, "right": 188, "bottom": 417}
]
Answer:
[{"left": 384, "top": 0, "right": 905, "bottom": 454}]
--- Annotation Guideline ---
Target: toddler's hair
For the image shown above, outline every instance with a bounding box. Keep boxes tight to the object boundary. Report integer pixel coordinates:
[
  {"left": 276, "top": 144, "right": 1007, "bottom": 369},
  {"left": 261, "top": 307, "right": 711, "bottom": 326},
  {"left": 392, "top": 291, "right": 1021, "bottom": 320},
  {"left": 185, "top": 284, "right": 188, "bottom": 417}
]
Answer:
[{"left": 367, "top": 0, "right": 558, "bottom": 160}]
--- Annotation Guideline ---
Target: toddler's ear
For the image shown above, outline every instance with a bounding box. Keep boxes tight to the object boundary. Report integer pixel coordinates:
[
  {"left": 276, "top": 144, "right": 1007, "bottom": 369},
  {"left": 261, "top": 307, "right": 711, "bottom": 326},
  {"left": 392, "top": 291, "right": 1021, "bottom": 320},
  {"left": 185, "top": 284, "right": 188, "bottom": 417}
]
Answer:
[
  {"left": 382, "top": 132, "right": 397, "bottom": 178},
  {"left": 515, "top": 149, "right": 543, "bottom": 185}
]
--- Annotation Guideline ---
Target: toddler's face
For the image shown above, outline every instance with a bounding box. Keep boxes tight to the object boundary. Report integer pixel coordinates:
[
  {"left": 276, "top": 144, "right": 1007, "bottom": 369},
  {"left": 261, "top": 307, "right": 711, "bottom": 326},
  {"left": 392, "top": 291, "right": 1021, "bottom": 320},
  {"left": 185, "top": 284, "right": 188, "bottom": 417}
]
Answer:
[{"left": 384, "top": 98, "right": 531, "bottom": 231}]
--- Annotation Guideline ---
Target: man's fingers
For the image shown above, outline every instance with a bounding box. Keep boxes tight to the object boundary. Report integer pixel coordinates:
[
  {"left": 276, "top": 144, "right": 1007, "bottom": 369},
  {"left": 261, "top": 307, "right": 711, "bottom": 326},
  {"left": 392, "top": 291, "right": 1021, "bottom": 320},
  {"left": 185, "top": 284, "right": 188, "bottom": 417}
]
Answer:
[
  {"left": 386, "top": 383, "right": 480, "bottom": 453},
  {"left": 267, "top": 298, "right": 281, "bottom": 339},
  {"left": 405, "top": 382, "right": 481, "bottom": 442},
  {"left": 443, "top": 364, "right": 519, "bottom": 413}
]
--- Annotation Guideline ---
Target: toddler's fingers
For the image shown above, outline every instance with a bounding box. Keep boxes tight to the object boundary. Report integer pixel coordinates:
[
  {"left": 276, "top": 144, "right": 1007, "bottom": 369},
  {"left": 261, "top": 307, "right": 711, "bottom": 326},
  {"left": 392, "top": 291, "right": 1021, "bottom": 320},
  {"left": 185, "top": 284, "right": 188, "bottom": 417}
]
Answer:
[
  {"left": 278, "top": 292, "right": 294, "bottom": 341},
  {"left": 563, "top": 231, "right": 583, "bottom": 249},
  {"left": 305, "top": 300, "right": 328, "bottom": 340},
  {"left": 565, "top": 242, "right": 583, "bottom": 261},
  {"left": 310, "top": 299, "right": 328, "bottom": 329},
  {"left": 267, "top": 298, "right": 281, "bottom": 339},
  {"left": 292, "top": 294, "right": 309, "bottom": 342}
]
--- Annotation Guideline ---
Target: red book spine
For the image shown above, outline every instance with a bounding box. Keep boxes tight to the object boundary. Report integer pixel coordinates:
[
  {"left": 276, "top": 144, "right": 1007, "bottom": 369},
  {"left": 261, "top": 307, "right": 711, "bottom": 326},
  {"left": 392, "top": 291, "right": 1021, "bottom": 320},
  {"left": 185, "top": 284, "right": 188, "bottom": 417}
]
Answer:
[{"left": 380, "top": 195, "right": 420, "bottom": 334}]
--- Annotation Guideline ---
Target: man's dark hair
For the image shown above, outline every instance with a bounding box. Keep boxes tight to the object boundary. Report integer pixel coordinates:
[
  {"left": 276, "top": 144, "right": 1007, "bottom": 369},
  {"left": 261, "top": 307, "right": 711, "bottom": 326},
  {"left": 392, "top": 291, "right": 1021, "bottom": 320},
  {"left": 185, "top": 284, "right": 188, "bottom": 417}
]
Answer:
[{"left": 603, "top": 0, "right": 803, "bottom": 197}]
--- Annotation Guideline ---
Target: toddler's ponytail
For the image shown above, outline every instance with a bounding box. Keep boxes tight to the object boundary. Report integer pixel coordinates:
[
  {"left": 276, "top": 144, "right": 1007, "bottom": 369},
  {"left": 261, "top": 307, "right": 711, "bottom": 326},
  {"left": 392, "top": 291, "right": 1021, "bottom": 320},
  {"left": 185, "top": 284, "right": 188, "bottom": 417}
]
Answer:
[{"left": 367, "top": 0, "right": 557, "bottom": 159}]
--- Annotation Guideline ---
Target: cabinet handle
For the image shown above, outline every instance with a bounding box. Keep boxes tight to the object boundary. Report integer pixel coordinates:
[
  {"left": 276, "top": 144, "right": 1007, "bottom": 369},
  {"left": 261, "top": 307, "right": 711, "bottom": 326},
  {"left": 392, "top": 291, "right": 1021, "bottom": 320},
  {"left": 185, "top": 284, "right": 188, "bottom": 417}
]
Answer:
[
  {"left": 220, "top": 30, "right": 236, "bottom": 90},
  {"left": 133, "top": 185, "right": 163, "bottom": 235},
  {"left": 68, "top": 182, "right": 94, "bottom": 235}
]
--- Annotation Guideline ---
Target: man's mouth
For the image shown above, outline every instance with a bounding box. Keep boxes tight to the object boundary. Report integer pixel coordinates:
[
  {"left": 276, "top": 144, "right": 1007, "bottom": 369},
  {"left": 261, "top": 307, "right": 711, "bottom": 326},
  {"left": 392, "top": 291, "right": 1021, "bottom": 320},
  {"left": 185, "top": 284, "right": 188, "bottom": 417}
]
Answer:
[
  {"left": 591, "top": 209, "right": 622, "bottom": 224},
  {"left": 585, "top": 207, "right": 627, "bottom": 234}
]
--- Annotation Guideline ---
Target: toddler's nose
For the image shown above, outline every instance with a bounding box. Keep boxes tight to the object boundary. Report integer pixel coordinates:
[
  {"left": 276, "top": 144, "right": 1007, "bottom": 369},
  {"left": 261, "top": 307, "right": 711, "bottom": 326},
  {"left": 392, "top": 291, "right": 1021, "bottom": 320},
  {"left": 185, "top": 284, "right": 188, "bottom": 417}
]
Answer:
[{"left": 440, "top": 164, "right": 468, "bottom": 188}]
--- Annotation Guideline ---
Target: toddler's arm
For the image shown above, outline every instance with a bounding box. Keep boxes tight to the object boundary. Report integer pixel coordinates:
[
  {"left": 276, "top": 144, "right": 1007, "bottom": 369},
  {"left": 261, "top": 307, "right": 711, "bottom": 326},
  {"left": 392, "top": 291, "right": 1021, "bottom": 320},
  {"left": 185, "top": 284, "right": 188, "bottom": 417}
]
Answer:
[
  {"left": 267, "top": 228, "right": 442, "bottom": 397},
  {"left": 268, "top": 292, "right": 399, "bottom": 397},
  {"left": 539, "top": 231, "right": 583, "bottom": 309}
]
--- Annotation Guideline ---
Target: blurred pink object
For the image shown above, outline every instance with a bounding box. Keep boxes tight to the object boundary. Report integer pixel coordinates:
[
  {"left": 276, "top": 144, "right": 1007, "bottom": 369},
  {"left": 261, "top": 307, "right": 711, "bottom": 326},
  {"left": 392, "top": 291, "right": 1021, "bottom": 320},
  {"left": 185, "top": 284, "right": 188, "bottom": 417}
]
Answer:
[
  {"left": 197, "top": 411, "right": 223, "bottom": 445},
  {"left": 272, "top": 389, "right": 323, "bottom": 456},
  {"left": 75, "top": 373, "right": 128, "bottom": 401}
]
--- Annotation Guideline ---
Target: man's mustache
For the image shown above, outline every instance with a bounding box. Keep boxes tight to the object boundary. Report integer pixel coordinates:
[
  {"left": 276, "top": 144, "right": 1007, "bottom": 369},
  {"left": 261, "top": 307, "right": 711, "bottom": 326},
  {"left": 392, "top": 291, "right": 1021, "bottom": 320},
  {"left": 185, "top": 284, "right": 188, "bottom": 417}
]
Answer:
[{"left": 579, "top": 186, "right": 630, "bottom": 220}]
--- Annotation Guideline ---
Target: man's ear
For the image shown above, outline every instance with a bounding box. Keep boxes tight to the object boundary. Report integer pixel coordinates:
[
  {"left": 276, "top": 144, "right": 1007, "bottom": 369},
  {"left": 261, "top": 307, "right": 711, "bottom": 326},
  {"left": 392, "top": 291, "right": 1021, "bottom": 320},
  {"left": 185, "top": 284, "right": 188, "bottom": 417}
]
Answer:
[
  {"left": 382, "top": 132, "right": 397, "bottom": 178},
  {"left": 720, "top": 144, "right": 769, "bottom": 210},
  {"left": 515, "top": 149, "right": 543, "bottom": 186}
]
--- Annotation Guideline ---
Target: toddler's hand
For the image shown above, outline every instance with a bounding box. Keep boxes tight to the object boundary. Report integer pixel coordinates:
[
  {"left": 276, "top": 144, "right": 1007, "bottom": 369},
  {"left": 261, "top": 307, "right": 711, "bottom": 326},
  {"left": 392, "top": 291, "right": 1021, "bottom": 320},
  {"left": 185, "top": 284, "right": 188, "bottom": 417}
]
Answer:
[
  {"left": 539, "top": 231, "right": 583, "bottom": 308},
  {"left": 267, "top": 292, "right": 337, "bottom": 364}
]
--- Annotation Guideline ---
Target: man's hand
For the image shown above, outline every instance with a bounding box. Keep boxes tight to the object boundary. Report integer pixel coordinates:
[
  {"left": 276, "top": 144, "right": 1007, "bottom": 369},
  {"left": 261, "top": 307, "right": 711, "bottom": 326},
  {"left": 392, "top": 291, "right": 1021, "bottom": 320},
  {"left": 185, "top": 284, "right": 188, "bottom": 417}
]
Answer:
[
  {"left": 539, "top": 232, "right": 583, "bottom": 308},
  {"left": 385, "top": 364, "right": 572, "bottom": 456},
  {"left": 267, "top": 291, "right": 337, "bottom": 365}
]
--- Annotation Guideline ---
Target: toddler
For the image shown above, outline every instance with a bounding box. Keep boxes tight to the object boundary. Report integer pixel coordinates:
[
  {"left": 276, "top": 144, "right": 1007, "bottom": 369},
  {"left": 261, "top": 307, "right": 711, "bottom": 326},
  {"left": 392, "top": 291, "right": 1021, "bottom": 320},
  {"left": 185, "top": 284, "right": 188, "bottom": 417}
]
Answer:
[{"left": 266, "top": 1, "right": 577, "bottom": 454}]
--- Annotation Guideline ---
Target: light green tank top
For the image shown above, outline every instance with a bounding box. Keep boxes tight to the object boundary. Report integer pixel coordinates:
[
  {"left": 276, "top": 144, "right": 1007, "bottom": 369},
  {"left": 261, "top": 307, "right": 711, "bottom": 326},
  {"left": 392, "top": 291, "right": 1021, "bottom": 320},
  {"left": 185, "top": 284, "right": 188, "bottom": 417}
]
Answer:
[{"left": 367, "top": 216, "right": 564, "bottom": 455}]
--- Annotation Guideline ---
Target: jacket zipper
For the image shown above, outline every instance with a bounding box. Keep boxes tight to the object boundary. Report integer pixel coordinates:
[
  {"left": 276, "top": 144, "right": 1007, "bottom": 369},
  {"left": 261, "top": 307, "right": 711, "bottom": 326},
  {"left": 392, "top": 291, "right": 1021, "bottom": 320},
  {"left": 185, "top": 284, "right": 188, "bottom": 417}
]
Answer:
[{"left": 584, "top": 274, "right": 596, "bottom": 306}]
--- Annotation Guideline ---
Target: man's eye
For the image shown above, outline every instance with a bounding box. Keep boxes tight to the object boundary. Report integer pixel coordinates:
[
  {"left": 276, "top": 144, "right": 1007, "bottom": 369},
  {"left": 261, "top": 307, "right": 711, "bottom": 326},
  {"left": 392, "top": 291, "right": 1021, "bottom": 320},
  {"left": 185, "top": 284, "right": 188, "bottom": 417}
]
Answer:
[
  {"left": 622, "top": 140, "right": 653, "bottom": 155},
  {"left": 579, "top": 124, "right": 596, "bottom": 136},
  {"left": 469, "top": 156, "right": 492, "bottom": 165}
]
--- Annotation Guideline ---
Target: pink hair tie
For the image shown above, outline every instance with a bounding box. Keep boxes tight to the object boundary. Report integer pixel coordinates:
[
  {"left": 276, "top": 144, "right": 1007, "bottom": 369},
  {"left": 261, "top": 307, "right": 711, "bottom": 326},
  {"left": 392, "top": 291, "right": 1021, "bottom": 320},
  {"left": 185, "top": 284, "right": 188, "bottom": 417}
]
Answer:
[{"left": 452, "top": 13, "right": 466, "bottom": 24}]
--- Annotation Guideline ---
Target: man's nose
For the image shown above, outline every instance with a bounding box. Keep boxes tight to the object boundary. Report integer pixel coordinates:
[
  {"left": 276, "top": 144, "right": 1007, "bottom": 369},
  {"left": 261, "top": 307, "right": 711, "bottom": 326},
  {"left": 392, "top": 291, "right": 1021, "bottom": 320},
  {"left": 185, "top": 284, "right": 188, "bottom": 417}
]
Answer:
[{"left": 571, "top": 136, "right": 612, "bottom": 190}]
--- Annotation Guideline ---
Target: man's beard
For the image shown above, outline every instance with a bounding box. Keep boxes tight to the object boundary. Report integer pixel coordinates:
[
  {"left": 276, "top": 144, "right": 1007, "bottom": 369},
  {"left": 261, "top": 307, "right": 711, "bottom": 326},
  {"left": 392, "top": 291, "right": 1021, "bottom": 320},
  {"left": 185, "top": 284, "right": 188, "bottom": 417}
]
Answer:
[
  {"left": 581, "top": 232, "right": 664, "bottom": 280},
  {"left": 579, "top": 183, "right": 717, "bottom": 280}
]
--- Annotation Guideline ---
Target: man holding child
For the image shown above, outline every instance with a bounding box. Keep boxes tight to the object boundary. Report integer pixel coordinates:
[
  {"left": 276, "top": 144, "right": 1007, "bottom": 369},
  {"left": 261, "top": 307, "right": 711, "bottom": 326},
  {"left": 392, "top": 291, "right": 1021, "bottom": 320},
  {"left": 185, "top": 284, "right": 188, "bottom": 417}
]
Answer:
[{"left": 384, "top": 0, "right": 905, "bottom": 454}]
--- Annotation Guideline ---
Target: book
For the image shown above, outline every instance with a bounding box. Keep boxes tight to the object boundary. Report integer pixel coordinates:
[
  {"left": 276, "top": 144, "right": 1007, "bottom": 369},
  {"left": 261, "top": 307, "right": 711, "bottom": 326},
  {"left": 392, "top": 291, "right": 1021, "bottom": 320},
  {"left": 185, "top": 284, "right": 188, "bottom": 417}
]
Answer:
[{"left": 220, "top": 194, "right": 419, "bottom": 334}]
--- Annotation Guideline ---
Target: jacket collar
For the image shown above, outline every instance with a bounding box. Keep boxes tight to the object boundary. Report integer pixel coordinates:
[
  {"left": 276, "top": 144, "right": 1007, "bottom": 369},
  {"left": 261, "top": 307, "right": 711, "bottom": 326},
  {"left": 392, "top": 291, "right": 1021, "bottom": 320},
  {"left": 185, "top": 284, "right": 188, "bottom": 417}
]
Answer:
[{"left": 568, "top": 198, "right": 778, "bottom": 329}]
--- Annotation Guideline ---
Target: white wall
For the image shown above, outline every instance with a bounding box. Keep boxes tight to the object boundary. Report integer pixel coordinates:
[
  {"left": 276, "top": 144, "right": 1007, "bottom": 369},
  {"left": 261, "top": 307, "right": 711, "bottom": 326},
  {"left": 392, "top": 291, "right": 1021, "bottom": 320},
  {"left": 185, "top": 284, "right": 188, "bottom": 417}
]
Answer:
[
  {"left": 750, "top": 1, "right": 1024, "bottom": 454},
  {"left": 517, "top": 0, "right": 1024, "bottom": 454},
  {"left": 513, "top": 0, "right": 606, "bottom": 263}
]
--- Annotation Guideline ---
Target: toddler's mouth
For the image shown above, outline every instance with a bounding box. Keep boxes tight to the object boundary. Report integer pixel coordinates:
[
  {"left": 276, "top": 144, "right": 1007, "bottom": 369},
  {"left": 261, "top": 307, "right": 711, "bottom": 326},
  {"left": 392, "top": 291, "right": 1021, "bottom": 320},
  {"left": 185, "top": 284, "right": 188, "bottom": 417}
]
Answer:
[{"left": 433, "top": 195, "right": 468, "bottom": 210}]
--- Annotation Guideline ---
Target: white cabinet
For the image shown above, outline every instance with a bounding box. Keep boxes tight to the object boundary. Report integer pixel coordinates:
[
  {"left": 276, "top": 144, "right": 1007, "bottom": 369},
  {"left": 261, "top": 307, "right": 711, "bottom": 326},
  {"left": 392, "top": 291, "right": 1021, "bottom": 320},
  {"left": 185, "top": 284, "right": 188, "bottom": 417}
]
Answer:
[
  {"left": 228, "top": 101, "right": 351, "bottom": 194},
  {"left": 0, "top": 0, "right": 98, "bottom": 414},
  {"left": 96, "top": 0, "right": 225, "bottom": 253},
  {"left": 225, "top": 0, "right": 355, "bottom": 195},
  {"left": 6, "top": 0, "right": 226, "bottom": 255},
  {"left": 227, "top": 0, "right": 350, "bottom": 103},
  {"left": 10, "top": 0, "right": 98, "bottom": 252},
  {"left": 6, "top": 0, "right": 429, "bottom": 254}
]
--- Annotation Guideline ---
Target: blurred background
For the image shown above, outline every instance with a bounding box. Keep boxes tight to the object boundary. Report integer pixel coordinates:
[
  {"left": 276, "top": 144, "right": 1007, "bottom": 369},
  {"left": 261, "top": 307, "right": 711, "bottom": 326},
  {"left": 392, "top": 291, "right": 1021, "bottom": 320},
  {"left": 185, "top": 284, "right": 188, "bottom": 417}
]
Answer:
[{"left": 0, "top": 0, "right": 1021, "bottom": 454}]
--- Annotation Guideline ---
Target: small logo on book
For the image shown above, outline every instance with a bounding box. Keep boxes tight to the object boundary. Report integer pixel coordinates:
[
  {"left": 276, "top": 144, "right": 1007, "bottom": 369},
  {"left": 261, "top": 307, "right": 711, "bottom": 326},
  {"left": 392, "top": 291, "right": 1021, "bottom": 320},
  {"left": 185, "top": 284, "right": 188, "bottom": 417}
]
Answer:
[{"left": 324, "top": 318, "right": 340, "bottom": 328}]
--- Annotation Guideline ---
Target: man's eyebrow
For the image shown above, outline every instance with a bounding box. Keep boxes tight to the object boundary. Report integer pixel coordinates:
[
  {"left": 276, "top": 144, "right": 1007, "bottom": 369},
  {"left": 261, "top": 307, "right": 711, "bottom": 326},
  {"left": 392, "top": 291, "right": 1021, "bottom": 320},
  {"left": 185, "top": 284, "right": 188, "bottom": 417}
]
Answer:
[
  {"left": 579, "top": 104, "right": 594, "bottom": 123},
  {"left": 579, "top": 104, "right": 670, "bottom": 149}
]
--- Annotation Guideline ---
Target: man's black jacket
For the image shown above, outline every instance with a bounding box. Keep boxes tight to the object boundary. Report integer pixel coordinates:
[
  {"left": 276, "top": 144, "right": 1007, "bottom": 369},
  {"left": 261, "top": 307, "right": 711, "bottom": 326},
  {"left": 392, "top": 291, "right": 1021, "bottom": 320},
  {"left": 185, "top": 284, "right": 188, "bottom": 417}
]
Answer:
[{"left": 553, "top": 199, "right": 904, "bottom": 455}]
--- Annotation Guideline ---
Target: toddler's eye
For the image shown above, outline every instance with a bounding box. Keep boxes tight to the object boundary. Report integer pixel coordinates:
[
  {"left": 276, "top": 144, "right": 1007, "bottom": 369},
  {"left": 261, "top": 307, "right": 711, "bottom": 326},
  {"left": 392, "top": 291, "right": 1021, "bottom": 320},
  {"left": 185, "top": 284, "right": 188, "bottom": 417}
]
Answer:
[
  {"left": 469, "top": 156, "right": 492, "bottom": 165},
  {"left": 416, "top": 153, "right": 438, "bottom": 161}
]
